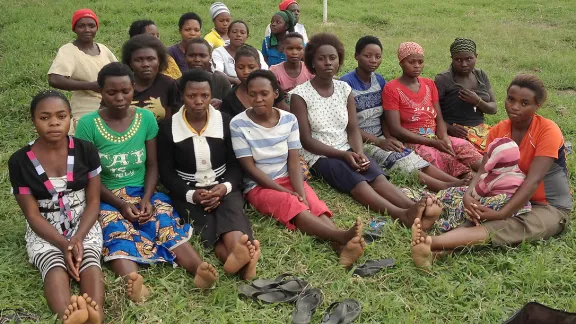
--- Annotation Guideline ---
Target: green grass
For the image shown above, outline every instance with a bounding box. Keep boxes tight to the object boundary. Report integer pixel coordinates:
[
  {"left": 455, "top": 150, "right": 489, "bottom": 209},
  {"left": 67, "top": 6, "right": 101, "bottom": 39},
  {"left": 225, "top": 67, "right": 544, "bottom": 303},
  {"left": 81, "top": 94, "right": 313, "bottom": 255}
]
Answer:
[{"left": 1, "top": 0, "right": 576, "bottom": 322}]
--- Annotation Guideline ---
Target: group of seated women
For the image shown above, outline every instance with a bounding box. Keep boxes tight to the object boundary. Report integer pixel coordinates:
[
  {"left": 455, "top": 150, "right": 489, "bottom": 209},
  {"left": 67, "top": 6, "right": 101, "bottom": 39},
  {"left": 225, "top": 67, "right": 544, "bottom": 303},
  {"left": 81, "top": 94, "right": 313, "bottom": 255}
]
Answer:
[{"left": 10, "top": 2, "right": 572, "bottom": 323}]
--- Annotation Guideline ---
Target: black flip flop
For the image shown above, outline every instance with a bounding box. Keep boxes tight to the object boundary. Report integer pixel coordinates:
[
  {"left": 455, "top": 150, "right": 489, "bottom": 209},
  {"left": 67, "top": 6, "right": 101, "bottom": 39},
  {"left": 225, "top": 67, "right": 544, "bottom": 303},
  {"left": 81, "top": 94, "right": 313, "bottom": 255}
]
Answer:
[
  {"left": 291, "top": 288, "right": 323, "bottom": 324},
  {"left": 252, "top": 274, "right": 310, "bottom": 293},
  {"left": 353, "top": 258, "right": 395, "bottom": 277},
  {"left": 253, "top": 288, "right": 299, "bottom": 304},
  {"left": 321, "top": 299, "right": 362, "bottom": 324}
]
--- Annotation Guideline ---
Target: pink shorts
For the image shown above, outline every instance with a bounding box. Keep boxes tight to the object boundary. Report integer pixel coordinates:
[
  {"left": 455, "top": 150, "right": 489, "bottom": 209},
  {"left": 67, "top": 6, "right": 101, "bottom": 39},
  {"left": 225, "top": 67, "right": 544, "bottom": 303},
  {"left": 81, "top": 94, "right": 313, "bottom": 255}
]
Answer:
[{"left": 245, "top": 177, "right": 332, "bottom": 230}]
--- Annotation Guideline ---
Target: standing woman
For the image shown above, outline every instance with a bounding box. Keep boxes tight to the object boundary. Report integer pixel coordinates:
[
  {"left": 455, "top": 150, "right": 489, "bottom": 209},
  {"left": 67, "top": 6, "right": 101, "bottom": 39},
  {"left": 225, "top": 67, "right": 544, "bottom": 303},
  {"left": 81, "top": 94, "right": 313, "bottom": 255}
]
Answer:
[
  {"left": 168, "top": 12, "right": 203, "bottom": 74},
  {"left": 435, "top": 38, "right": 497, "bottom": 152},
  {"left": 158, "top": 69, "right": 260, "bottom": 280},
  {"left": 383, "top": 42, "right": 482, "bottom": 178},
  {"left": 204, "top": 2, "right": 232, "bottom": 49},
  {"left": 262, "top": 10, "right": 297, "bottom": 66},
  {"left": 75, "top": 63, "right": 218, "bottom": 302},
  {"left": 212, "top": 20, "right": 268, "bottom": 86},
  {"left": 122, "top": 34, "right": 181, "bottom": 120},
  {"left": 48, "top": 9, "right": 117, "bottom": 134},
  {"left": 9, "top": 91, "right": 104, "bottom": 323}
]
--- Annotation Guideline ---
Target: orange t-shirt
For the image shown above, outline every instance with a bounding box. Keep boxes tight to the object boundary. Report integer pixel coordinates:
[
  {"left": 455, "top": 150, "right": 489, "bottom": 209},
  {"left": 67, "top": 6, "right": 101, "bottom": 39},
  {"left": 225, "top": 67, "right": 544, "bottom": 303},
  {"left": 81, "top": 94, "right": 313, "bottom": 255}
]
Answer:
[{"left": 486, "top": 115, "right": 571, "bottom": 208}]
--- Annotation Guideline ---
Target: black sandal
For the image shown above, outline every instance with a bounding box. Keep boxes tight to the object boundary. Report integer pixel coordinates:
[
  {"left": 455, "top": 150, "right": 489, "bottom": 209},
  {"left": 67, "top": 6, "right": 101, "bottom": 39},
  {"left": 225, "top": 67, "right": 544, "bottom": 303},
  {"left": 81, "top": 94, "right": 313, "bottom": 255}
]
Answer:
[{"left": 291, "top": 288, "right": 323, "bottom": 324}]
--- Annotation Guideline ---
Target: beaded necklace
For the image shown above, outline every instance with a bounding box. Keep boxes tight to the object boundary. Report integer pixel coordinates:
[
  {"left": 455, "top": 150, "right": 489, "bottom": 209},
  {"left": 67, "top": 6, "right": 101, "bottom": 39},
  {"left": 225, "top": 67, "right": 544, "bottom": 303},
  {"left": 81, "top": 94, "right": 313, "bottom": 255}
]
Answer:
[{"left": 95, "top": 111, "right": 142, "bottom": 143}]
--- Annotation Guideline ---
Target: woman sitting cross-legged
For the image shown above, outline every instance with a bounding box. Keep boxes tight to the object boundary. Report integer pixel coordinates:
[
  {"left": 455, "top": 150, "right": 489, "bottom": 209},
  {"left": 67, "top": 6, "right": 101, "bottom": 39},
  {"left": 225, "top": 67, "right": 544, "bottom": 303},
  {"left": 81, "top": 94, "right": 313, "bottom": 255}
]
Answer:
[
  {"left": 9, "top": 90, "right": 104, "bottom": 323},
  {"left": 75, "top": 62, "right": 218, "bottom": 302},
  {"left": 290, "top": 33, "right": 440, "bottom": 230},
  {"left": 158, "top": 69, "right": 260, "bottom": 280},
  {"left": 231, "top": 70, "right": 365, "bottom": 267},
  {"left": 383, "top": 42, "right": 483, "bottom": 179},
  {"left": 410, "top": 74, "right": 573, "bottom": 268}
]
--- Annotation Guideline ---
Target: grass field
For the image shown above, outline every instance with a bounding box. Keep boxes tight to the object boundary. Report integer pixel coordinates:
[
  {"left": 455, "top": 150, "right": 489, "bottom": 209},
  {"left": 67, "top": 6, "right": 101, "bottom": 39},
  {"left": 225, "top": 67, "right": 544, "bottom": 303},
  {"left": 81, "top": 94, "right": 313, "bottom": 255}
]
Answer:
[{"left": 1, "top": 0, "right": 576, "bottom": 322}]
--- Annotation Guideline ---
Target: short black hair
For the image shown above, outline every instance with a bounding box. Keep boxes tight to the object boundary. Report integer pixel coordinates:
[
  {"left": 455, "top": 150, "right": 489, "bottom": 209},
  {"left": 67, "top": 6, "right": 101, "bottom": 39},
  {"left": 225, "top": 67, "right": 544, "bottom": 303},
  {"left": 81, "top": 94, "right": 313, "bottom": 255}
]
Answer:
[
  {"left": 235, "top": 45, "right": 260, "bottom": 62},
  {"left": 284, "top": 32, "right": 303, "bottom": 42},
  {"left": 228, "top": 20, "right": 249, "bottom": 36},
  {"left": 304, "top": 33, "right": 345, "bottom": 74},
  {"left": 179, "top": 68, "right": 213, "bottom": 93},
  {"left": 128, "top": 19, "right": 155, "bottom": 38},
  {"left": 185, "top": 37, "right": 212, "bottom": 55},
  {"left": 179, "top": 12, "right": 202, "bottom": 30},
  {"left": 122, "top": 34, "right": 168, "bottom": 73},
  {"left": 30, "top": 90, "right": 71, "bottom": 118},
  {"left": 246, "top": 69, "right": 285, "bottom": 100},
  {"left": 97, "top": 62, "right": 135, "bottom": 89},
  {"left": 508, "top": 74, "right": 548, "bottom": 106},
  {"left": 355, "top": 36, "right": 382, "bottom": 55}
]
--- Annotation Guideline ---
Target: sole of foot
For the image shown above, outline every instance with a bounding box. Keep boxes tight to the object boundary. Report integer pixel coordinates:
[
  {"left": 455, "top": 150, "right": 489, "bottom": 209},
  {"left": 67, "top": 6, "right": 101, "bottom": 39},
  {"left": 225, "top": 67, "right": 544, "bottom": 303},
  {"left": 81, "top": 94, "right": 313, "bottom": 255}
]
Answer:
[
  {"left": 127, "top": 272, "right": 149, "bottom": 303},
  {"left": 243, "top": 240, "right": 261, "bottom": 280},
  {"left": 194, "top": 262, "right": 218, "bottom": 289},
  {"left": 411, "top": 218, "right": 433, "bottom": 269},
  {"left": 82, "top": 293, "right": 102, "bottom": 324},
  {"left": 339, "top": 236, "right": 366, "bottom": 267},
  {"left": 224, "top": 234, "right": 253, "bottom": 274},
  {"left": 62, "top": 295, "right": 89, "bottom": 324}
]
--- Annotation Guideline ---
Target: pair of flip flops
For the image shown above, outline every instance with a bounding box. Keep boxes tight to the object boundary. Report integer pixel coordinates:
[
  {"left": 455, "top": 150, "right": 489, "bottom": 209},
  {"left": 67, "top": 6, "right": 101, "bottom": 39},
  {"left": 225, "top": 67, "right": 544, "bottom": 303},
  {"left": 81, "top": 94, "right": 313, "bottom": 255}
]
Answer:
[
  {"left": 292, "top": 290, "right": 361, "bottom": 324},
  {"left": 239, "top": 273, "right": 310, "bottom": 304},
  {"left": 352, "top": 258, "right": 395, "bottom": 277}
]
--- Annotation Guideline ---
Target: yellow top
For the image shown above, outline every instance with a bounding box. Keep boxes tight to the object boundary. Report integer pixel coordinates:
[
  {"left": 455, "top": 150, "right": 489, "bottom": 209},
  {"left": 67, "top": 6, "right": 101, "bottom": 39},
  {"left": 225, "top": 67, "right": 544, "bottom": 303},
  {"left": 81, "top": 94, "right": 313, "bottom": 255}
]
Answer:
[
  {"left": 162, "top": 55, "right": 182, "bottom": 79},
  {"left": 183, "top": 108, "right": 210, "bottom": 135},
  {"left": 204, "top": 29, "right": 225, "bottom": 48}
]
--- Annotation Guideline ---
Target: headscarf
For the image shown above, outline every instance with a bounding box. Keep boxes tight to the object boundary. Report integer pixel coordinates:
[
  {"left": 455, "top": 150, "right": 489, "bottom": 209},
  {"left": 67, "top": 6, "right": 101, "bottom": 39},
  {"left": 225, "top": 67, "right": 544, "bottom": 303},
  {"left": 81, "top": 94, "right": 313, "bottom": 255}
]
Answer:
[
  {"left": 210, "top": 2, "right": 230, "bottom": 20},
  {"left": 279, "top": 0, "right": 298, "bottom": 10},
  {"left": 450, "top": 38, "right": 477, "bottom": 56},
  {"left": 397, "top": 42, "right": 424, "bottom": 62},
  {"left": 72, "top": 9, "right": 99, "bottom": 31},
  {"left": 270, "top": 10, "right": 296, "bottom": 47}
]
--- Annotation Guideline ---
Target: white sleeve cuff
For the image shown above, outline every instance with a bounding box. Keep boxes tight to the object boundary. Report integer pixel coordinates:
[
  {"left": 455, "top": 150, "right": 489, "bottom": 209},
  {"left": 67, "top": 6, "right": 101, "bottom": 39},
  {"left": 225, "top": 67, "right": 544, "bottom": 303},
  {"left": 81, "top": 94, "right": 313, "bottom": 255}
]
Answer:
[
  {"left": 223, "top": 182, "right": 232, "bottom": 195},
  {"left": 186, "top": 190, "right": 196, "bottom": 204}
]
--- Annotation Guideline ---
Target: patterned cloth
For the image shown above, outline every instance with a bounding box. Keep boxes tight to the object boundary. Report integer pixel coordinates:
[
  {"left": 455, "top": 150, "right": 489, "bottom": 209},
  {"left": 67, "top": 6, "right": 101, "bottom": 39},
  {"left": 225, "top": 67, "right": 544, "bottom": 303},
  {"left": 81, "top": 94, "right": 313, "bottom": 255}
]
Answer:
[
  {"left": 100, "top": 186, "right": 192, "bottom": 264},
  {"left": 459, "top": 123, "right": 491, "bottom": 152},
  {"left": 397, "top": 42, "right": 424, "bottom": 62},
  {"left": 364, "top": 142, "right": 429, "bottom": 172},
  {"left": 408, "top": 136, "right": 481, "bottom": 177},
  {"left": 450, "top": 38, "right": 477, "bottom": 55}
]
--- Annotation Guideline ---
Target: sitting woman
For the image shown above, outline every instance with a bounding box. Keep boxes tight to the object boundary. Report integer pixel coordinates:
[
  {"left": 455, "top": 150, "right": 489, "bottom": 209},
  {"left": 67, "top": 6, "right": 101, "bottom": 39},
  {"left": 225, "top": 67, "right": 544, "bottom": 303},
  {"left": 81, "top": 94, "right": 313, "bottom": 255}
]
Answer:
[
  {"left": 410, "top": 74, "right": 572, "bottom": 268},
  {"left": 75, "top": 63, "right": 218, "bottom": 301},
  {"left": 122, "top": 34, "right": 182, "bottom": 120},
  {"left": 184, "top": 38, "right": 232, "bottom": 108},
  {"left": 264, "top": 0, "right": 309, "bottom": 43},
  {"left": 9, "top": 91, "right": 104, "bottom": 323},
  {"left": 262, "top": 10, "right": 297, "bottom": 66},
  {"left": 231, "top": 70, "right": 365, "bottom": 267},
  {"left": 341, "top": 36, "right": 465, "bottom": 192},
  {"left": 204, "top": 2, "right": 231, "bottom": 49},
  {"left": 221, "top": 46, "right": 289, "bottom": 117},
  {"left": 128, "top": 19, "right": 182, "bottom": 80},
  {"left": 48, "top": 9, "right": 117, "bottom": 134},
  {"left": 290, "top": 33, "right": 440, "bottom": 230},
  {"left": 168, "top": 12, "right": 203, "bottom": 74},
  {"left": 435, "top": 38, "right": 497, "bottom": 152},
  {"left": 383, "top": 42, "right": 482, "bottom": 179},
  {"left": 212, "top": 20, "right": 268, "bottom": 86},
  {"left": 158, "top": 69, "right": 260, "bottom": 280}
]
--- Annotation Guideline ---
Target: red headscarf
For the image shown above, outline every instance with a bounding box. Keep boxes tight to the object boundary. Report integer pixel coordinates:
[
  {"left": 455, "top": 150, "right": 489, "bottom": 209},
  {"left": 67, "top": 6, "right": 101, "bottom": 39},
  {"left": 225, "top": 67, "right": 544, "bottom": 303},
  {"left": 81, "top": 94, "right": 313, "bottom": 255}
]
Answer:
[
  {"left": 279, "top": 0, "right": 298, "bottom": 11},
  {"left": 72, "top": 9, "right": 99, "bottom": 31}
]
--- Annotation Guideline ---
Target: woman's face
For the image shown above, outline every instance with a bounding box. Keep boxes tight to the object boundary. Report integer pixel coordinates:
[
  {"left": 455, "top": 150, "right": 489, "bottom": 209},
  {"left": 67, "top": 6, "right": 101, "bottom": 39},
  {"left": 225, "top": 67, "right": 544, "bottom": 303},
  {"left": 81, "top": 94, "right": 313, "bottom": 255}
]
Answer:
[
  {"left": 130, "top": 48, "right": 159, "bottom": 81},
  {"left": 505, "top": 85, "right": 540, "bottom": 124},
  {"left": 284, "top": 37, "right": 304, "bottom": 63},
  {"left": 313, "top": 45, "right": 339, "bottom": 78},
  {"left": 214, "top": 13, "right": 232, "bottom": 35},
  {"left": 144, "top": 24, "right": 159, "bottom": 38},
  {"left": 180, "top": 19, "right": 202, "bottom": 42},
  {"left": 33, "top": 98, "right": 71, "bottom": 142},
  {"left": 270, "top": 14, "right": 287, "bottom": 34},
  {"left": 247, "top": 77, "right": 278, "bottom": 115},
  {"left": 400, "top": 54, "right": 424, "bottom": 78},
  {"left": 451, "top": 51, "right": 477, "bottom": 75},
  {"left": 101, "top": 76, "right": 134, "bottom": 111},
  {"left": 74, "top": 17, "right": 98, "bottom": 42},
  {"left": 287, "top": 3, "right": 300, "bottom": 23},
  {"left": 185, "top": 43, "right": 211, "bottom": 70},
  {"left": 235, "top": 56, "right": 260, "bottom": 83},
  {"left": 228, "top": 23, "right": 248, "bottom": 47},
  {"left": 356, "top": 44, "right": 382, "bottom": 74},
  {"left": 182, "top": 81, "right": 211, "bottom": 118}
]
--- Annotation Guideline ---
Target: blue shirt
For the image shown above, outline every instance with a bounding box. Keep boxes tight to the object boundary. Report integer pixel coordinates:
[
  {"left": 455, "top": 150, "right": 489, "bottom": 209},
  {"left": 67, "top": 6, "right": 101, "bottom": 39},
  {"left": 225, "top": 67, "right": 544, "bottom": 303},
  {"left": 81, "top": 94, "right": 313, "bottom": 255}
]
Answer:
[{"left": 262, "top": 36, "right": 286, "bottom": 66}]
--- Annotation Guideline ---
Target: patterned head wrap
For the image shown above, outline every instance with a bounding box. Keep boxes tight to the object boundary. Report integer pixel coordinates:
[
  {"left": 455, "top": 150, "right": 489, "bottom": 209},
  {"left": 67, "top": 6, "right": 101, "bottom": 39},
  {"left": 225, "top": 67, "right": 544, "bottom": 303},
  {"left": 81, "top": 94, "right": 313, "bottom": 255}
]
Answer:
[
  {"left": 450, "top": 38, "right": 476, "bottom": 56},
  {"left": 210, "top": 2, "right": 230, "bottom": 20},
  {"left": 270, "top": 10, "right": 296, "bottom": 47},
  {"left": 397, "top": 42, "right": 424, "bottom": 62}
]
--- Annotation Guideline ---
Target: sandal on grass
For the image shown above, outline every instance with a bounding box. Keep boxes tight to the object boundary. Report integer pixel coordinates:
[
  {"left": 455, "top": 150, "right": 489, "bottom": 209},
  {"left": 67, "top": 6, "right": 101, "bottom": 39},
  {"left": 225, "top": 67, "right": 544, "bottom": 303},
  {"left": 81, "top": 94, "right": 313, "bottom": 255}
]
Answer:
[
  {"left": 238, "top": 284, "right": 300, "bottom": 304},
  {"left": 352, "top": 258, "right": 395, "bottom": 277},
  {"left": 291, "top": 288, "right": 323, "bottom": 324},
  {"left": 252, "top": 273, "right": 310, "bottom": 293},
  {"left": 321, "top": 299, "right": 362, "bottom": 324}
]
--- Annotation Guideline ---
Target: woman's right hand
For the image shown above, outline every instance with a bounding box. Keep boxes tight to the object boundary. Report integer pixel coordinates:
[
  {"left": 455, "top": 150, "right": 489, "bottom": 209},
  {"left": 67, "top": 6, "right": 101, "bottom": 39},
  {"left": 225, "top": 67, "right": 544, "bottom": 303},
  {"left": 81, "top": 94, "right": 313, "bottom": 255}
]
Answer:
[
  {"left": 432, "top": 139, "right": 455, "bottom": 156},
  {"left": 463, "top": 193, "right": 481, "bottom": 225},
  {"left": 342, "top": 151, "right": 362, "bottom": 171},
  {"left": 120, "top": 202, "right": 140, "bottom": 222},
  {"left": 376, "top": 137, "right": 404, "bottom": 152},
  {"left": 446, "top": 124, "right": 469, "bottom": 138}
]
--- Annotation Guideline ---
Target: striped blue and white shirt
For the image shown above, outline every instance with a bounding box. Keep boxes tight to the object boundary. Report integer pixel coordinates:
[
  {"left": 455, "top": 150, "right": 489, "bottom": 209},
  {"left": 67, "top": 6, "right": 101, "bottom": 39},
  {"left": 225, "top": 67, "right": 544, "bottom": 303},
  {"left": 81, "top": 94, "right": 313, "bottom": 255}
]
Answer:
[{"left": 230, "top": 108, "right": 302, "bottom": 192}]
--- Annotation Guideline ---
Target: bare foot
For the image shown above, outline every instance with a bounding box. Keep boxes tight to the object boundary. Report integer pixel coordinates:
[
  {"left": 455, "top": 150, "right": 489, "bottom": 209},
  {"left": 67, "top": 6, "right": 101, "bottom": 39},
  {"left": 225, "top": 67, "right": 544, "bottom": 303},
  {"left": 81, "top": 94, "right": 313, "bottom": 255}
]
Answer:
[
  {"left": 339, "top": 236, "right": 366, "bottom": 267},
  {"left": 422, "top": 196, "right": 442, "bottom": 231},
  {"left": 405, "top": 198, "right": 426, "bottom": 227},
  {"left": 194, "top": 262, "right": 218, "bottom": 289},
  {"left": 224, "top": 234, "right": 253, "bottom": 274},
  {"left": 126, "top": 272, "right": 149, "bottom": 303},
  {"left": 82, "top": 294, "right": 103, "bottom": 324},
  {"left": 242, "top": 240, "right": 261, "bottom": 280},
  {"left": 411, "top": 218, "right": 433, "bottom": 268},
  {"left": 62, "top": 295, "right": 89, "bottom": 324}
]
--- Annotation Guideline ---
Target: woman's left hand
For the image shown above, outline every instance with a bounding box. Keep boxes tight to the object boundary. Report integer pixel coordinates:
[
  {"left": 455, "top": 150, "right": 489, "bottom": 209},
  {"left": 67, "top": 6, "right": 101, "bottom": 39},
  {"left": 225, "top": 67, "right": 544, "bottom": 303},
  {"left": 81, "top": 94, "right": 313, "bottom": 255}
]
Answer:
[
  {"left": 139, "top": 199, "right": 154, "bottom": 222},
  {"left": 459, "top": 89, "right": 481, "bottom": 105},
  {"left": 355, "top": 153, "right": 371, "bottom": 172},
  {"left": 470, "top": 203, "right": 503, "bottom": 221},
  {"left": 201, "top": 184, "right": 227, "bottom": 212}
]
